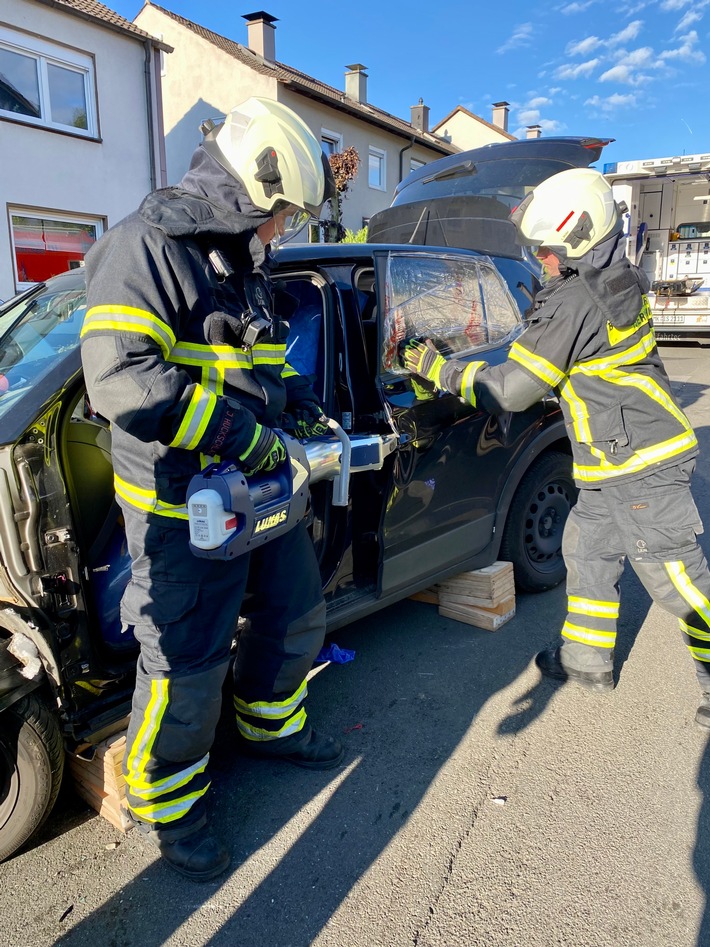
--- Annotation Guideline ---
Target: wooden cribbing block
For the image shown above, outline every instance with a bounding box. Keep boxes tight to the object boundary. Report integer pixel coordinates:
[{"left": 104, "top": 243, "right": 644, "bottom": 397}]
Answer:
[
  {"left": 437, "top": 561, "right": 514, "bottom": 607},
  {"left": 67, "top": 731, "right": 132, "bottom": 833},
  {"left": 439, "top": 597, "right": 516, "bottom": 632}
]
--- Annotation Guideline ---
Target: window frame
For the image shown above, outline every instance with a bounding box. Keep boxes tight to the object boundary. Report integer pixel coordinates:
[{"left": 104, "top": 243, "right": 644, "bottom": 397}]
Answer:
[
  {"left": 368, "top": 146, "right": 387, "bottom": 191},
  {"left": 0, "top": 27, "right": 97, "bottom": 138},
  {"left": 321, "top": 128, "right": 343, "bottom": 156},
  {"left": 9, "top": 206, "right": 105, "bottom": 292}
]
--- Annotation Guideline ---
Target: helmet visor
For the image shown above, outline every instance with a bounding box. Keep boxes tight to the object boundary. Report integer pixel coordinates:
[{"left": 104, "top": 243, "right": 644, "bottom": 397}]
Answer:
[{"left": 270, "top": 205, "right": 313, "bottom": 250}]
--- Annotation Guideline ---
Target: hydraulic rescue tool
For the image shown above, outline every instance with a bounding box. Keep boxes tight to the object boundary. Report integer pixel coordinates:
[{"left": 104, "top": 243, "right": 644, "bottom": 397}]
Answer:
[{"left": 186, "top": 418, "right": 397, "bottom": 559}]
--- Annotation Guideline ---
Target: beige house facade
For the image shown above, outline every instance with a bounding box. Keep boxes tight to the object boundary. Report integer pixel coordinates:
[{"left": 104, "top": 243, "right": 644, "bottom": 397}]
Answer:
[
  {"left": 133, "top": 4, "right": 462, "bottom": 235},
  {"left": 0, "top": 0, "right": 169, "bottom": 301}
]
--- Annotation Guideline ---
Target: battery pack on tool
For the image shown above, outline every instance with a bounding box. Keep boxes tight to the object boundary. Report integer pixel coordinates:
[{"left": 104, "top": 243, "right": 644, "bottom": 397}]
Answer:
[{"left": 186, "top": 435, "right": 310, "bottom": 559}]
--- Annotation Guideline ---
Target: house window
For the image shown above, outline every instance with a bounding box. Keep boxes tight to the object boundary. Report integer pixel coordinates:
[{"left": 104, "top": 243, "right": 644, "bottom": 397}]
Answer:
[
  {"left": 0, "top": 28, "right": 96, "bottom": 136},
  {"left": 321, "top": 128, "right": 342, "bottom": 155},
  {"left": 368, "top": 147, "right": 386, "bottom": 190},
  {"left": 410, "top": 158, "right": 425, "bottom": 172},
  {"left": 10, "top": 210, "right": 103, "bottom": 288}
]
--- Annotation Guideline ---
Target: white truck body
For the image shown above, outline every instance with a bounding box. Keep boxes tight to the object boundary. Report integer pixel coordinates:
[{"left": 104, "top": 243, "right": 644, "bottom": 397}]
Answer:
[{"left": 604, "top": 152, "right": 710, "bottom": 342}]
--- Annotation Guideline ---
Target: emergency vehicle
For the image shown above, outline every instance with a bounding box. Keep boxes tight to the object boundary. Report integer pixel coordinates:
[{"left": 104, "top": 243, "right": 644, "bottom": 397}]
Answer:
[{"left": 604, "top": 152, "right": 710, "bottom": 342}]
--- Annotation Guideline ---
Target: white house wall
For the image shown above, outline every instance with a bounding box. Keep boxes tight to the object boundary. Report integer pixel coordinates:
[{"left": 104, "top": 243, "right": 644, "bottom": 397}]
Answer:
[
  {"left": 0, "top": 0, "right": 160, "bottom": 299},
  {"left": 435, "top": 111, "right": 508, "bottom": 151},
  {"left": 136, "top": 6, "right": 278, "bottom": 184},
  {"left": 134, "top": 7, "right": 448, "bottom": 233}
]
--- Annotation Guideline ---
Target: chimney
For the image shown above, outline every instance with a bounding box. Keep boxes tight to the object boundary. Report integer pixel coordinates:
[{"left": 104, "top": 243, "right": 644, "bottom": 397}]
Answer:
[
  {"left": 491, "top": 101, "right": 510, "bottom": 132},
  {"left": 243, "top": 11, "right": 278, "bottom": 61},
  {"left": 526, "top": 125, "right": 542, "bottom": 139},
  {"left": 345, "top": 63, "right": 368, "bottom": 104},
  {"left": 411, "top": 98, "right": 430, "bottom": 134}
]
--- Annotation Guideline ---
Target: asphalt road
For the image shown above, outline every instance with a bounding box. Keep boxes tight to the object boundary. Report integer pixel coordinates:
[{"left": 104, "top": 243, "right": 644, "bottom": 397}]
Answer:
[{"left": 4, "top": 342, "right": 710, "bottom": 947}]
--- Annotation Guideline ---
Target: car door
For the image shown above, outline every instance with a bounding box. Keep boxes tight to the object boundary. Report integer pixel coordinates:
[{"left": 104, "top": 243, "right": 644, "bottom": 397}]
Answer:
[{"left": 372, "top": 247, "right": 537, "bottom": 598}]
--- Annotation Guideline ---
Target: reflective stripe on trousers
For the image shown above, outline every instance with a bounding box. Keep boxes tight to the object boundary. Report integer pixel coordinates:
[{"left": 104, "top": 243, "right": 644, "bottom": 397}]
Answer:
[{"left": 561, "top": 460, "right": 710, "bottom": 687}]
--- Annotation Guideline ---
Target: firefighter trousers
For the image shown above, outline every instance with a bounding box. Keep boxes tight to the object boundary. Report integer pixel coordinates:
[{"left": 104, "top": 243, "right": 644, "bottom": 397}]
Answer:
[
  {"left": 559, "top": 459, "right": 710, "bottom": 691},
  {"left": 119, "top": 506, "right": 325, "bottom": 841}
]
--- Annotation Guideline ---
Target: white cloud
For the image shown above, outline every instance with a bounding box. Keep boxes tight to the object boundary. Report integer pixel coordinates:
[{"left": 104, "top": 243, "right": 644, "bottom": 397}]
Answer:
[
  {"left": 585, "top": 93, "right": 638, "bottom": 111},
  {"left": 497, "top": 23, "right": 534, "bottom": 54},
  {"left": 555, "top": 59, "right": 599, "bottom": 79},
  {"left": 518, "top": 109, "right": 541, "bottom": 124},
  {"left": 608, "top": 20, "right": 643, "bottom": 44},
  {"left": 567, "top": 35, "right": 601, "bottom": 55},
  {"left": 560, "top": 1, "right": 595, "bottom": 13},
  {"left": 659, "top": 30, "right": 706, "bottom": 63},
  {"left": 660, "top": 0, "right": 691, "bottom": 10},
  {"left": 675, "top": 10, "right": 701, "bottom": 31},
  {"left": 598, "top": 63, "right": 651, "bottom": 84},
  {"left": 527, "top": 96, "right": 552, "bottom": 108}
]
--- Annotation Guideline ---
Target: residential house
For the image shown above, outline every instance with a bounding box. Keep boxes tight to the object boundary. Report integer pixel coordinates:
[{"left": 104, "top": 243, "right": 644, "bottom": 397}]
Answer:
[
  {"left": 0, "top": 0, "right": 170, "bottom": 300},
  {"left": 133, "top": 4, "right": 463, "bottom": 235},
  {"left": 433, "top": 103, "right": 519, "bottom": 151}
]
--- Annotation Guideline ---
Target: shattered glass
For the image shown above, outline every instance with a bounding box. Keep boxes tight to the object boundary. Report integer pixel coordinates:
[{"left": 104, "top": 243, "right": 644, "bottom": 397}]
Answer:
[{"left": 382, "top": 253, "right": 522, "bottom": 372}]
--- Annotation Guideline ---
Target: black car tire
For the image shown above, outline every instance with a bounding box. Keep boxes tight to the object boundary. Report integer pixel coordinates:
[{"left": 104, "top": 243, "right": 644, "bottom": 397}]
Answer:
[
  {"left": 500, "top": 450, "right": 577, "bottom": 593},
  {"left": 0, "top": 693, "right": 64, "bottom": 862}
]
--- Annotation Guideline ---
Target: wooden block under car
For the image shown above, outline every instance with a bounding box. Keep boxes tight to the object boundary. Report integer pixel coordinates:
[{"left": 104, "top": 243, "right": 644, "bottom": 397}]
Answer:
[
  {"left": 438, "top": 596, "right": 516, "bottom": 632},
  {"left": 67, "top": 731, "right": 132, "bottom": 833},
  {"left": 437, "top": 561, "right": 515, "bottom": 606}
]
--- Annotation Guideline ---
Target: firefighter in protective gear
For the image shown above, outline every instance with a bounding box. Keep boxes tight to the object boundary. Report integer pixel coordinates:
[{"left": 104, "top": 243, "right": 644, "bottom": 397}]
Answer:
[
  {"left": 404, "top": 167, "right": 710, "bottom": 723},
  {"left": 80, "top": 98, "right": 340, "bottom": 881}
]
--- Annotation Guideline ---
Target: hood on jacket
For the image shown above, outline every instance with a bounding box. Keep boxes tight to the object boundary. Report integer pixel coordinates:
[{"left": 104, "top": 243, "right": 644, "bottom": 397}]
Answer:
[{"left": 138, "top": 146, "right": 273, "bottom": 266}]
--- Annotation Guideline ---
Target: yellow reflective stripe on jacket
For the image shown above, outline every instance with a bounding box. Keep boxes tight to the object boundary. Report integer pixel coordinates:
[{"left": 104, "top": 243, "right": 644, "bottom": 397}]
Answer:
[
  {"left": 665, "top": 562, "right": 710, "bottom": 630},
  {"left": 169, "top": 385, "right": 218, "bottom": 450},
  {"left": 574, "top": 328, "right": 656, "bottom": 373},
  {"left": 460, "top": 361, "right": 486, "bottom": 405},
  {"left": 568, "top": 596, "right": 620, "bottom": 619},
  {"left": 114, "top": 474, "right": 189, "bottom": 519},
  {"left": 561, "top": 621, "right": 616, "bottom": 648},
  {"left": 233, "top": 680, "right": 308, "bottom": 720},
  {"left": 282, "top": 361, "right": 299, "bottom": 379},
  {"left": 169, "top": 340, "right": 287, "bottom": 370},
  {"left": 558, "top": 377, "right": 592, "bottom": 442},
  {"left": 509, "top": 342, "right": 566, "bottom": 388},
  {"left": 81, "top": 305, "right": 176, "bottom": 358},
  {"left": 589, "top": 368, "right": 692, "bottom": 432},
  {"left": 236, "top": 707, "right": 308, "bottom": 742},
  {"left": 129, "top": 786, "right": 211, "bottom": 824},
  {"left": 573, "top": 428, "right": 698, "bottom": 483},
  {"left": 606, "top": 296, "right": 653, "bottom": 347}
]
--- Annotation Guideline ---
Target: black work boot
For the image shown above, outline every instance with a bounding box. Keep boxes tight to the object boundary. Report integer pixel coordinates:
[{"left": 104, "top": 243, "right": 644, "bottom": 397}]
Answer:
[
  {"left": 238, "top": 726, "right": 345, "bottom": 770},
  {"left": 536, "top": 647, "right": 615, "bottom": 693},
  {"left": 148, "top": 827, "right": 230, "bottom": 881},
  {"left": 695, "top": 696, "right": 710, "bottom": 729}
]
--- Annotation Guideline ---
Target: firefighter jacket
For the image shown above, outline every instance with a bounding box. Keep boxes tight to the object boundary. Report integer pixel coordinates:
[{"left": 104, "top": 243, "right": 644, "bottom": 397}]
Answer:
[
  {"left": 80, "top": 148, "right": 318, "bottom": 524},
  {"left": 440, "top": 231, "right": 698, "bottom": 486}
]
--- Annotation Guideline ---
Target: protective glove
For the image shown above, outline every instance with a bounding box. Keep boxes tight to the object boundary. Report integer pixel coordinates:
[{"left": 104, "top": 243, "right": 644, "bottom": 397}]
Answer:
[
  {"left": 239, "top": 423, "right": 286, "bottom": 474},
  {"left": 402, "top": 339, "right": 447, "bottom": 389},
  {"left": 290, "top": 402, "right": 330, "bottom": 439}
]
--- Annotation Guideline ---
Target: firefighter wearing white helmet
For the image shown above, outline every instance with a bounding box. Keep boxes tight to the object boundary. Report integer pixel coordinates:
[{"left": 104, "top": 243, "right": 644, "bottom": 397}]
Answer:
[
  {"left": 404, "top": 165, "right": 710, "bottom": 725},
  {"left": 80, "top": 98, "right": 342, "bottom": 881}
]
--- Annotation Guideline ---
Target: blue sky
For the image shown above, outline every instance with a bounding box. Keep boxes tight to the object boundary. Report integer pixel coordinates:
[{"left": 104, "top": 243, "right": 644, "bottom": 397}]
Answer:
[{"left": 110, "top": 0, "right": 710, "bottom": 169}]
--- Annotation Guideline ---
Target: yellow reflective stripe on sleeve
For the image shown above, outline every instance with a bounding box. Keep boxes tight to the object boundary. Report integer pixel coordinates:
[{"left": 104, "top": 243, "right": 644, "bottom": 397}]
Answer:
[
  {"left": 509, "top": 342, "right": 566, "bottom": 388},
  {"left": 573, "top": 428, "right": 698, "bottom": 482},
  {"left": 113, "top": 474, "right": 189, "bottom": 519},
  {"left": 81, "top": 306, "right": 176, "bottom": 358},
  {"left": 665, "top": 561, "right": 710, "bottom": 630},
  {"left": 460, "top": 361, "right": 486, "bottom": 405},
  {"left": 169, "top": 385, "right": 218, "bottom": 450},
  {"left": 233, "top": 680, "right": 308, "bottom": 720},
  {"left": 282, "top": 362, "right": 299, "bottom": 379},
  {"left": 568, "top": 596, "right": 620, "bottom": 618},
  {"left": 129, "top": 786, "right": 211, "bottom": 824},
  {"left": 561, "top": 621, "right": 616, "bottom": 647},
  {"left": 688, "top": 647, "right": 710, "bottom": 663},
  {"left": 236, "top": 707, "right": 307, "bottom": 742}
]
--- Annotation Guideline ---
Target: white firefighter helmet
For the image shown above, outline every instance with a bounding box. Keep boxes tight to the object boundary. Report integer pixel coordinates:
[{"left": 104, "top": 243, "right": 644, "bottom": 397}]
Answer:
[
  {"left": 510, "top": 167, "right": 619, "bottom": 259},
  {"left": 201, "top": 97, "right": 335, "bottom": 235}
]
